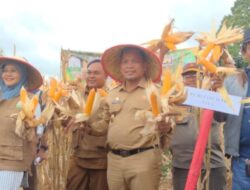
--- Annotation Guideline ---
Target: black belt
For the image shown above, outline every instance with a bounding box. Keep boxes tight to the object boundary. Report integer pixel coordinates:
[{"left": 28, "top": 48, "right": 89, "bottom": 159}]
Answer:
[{"left": 110, "top": 146, "right": 156, "bottom": 157}]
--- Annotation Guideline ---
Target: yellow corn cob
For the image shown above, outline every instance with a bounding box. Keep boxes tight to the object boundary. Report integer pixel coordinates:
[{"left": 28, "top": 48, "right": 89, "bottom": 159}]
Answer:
[
  {"left": 166, "top": 42, "right": 176, "bottom": 51},
  {"left": 198, "top": 58, "right": 217, "bottom": 73},
  {"left": 20, "top": 87, "right": 27, "bottom": 104},
  {"left": 161, "top": 69, "right": 171, "bottom": 96},
  {"left": 150, "top": 92, "right": 159, "bottom": 117},
  {"left": 212, "top": 45, "right": 222, "bottom": 63},
  {"left": 31, "top": 95, "right": 39, "bottom": 113},
  {"left": 53, "top": 90, "right": 63, "bottom": 102},
  {"left": 48, "top": 78, "right": 57, "bottom": 98},
  {"left": 84, "top": 89, "right": 96, "bottom": 116},
  {"left": 201, "top": 43, "right": 214, "bottom": 58},
  {"left": 165, "top": 35, "right": 179, "bottom": 43},
  {"left": 20, "top": 87, "right": 32, "bottom": 119}
]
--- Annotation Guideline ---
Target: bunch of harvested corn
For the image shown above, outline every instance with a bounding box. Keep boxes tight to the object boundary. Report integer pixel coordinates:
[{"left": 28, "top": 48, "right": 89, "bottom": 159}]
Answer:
[
  {"left": 136, "top": 72, "right": 187, "bottom": 137},
  {"left": 196, "top": 23, "right": 243, "bottom": 110},
  {"left": 14, "top": 87, "right": 42, "bottom": 138},
  {"left": 74, "top": 88, "right": 106, "bottom": 123},
  {"left": 36, "top": 116, "right": 72, "bottom": 190},
  {"left": 143, "top": 19, "right": 194, "bottom": 61},
  {"left": 19, "top": 87, "right": 39, "bottom": 121},
  {"left": 196, "top": 23, "right": 243, "bottom": 73},
  {"left": 47, "top": 78, "right": 68, "bottom": 102}
]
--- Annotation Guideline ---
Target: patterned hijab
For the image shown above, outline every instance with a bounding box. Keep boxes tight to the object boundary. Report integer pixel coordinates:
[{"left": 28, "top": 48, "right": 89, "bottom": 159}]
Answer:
[{"left": 0, "top": 63, "right": 27, "bottom": 99}]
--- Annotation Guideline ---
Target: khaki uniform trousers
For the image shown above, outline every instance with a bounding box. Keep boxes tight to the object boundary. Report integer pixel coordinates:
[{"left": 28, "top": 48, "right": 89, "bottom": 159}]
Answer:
[
  {"left": 107, "top": 148, "right": 161, "bottom": 190},
  {"left": 66, "top": 158, "right": 109, "bottom": 190},
  {"left": 172, "top": 167, "right": 227, "bottom": 190}
]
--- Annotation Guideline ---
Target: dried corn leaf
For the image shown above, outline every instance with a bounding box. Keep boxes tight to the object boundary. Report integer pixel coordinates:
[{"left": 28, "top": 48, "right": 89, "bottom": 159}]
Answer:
[
  {"left": 196, "top": 22, "right": 243, "bottom": 46},
  {"left": 241, "top": 98, "right": 250, "bottom": 104},
  {"left": 15, "top": 112, "right": 25, "bottom": 138},
  {"left": 201, "top": 76, "right": 212, "bottom": 90},
  {"left": 216, "top": 67, "right": 238, "bottom": 75},
  {"left": 142, "top": 19, "right": 193, "bottom": 61},
  {"left": 74, "top": 113, "right": 88, "bottom": 123},
  {"left": 91, "top": 91, "right": 101, "bottom": 116},
  {"left": 165, "top": 32, "right": 194, "bottom": 44},
  {"left": 68, "top": 90, "right": 83, "bottom": 109},
  {"left": 161, "top": 19, "right": 174, "bottom": 39},
  {"left": 40, "top": 101, "right": 56, "bottom": 125},
  {"left": 217, "top": 87, "right": 234, "bottom": 111}
]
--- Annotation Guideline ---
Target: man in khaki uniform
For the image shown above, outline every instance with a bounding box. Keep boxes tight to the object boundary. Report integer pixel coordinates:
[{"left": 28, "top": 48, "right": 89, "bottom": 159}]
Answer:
[
  {"left": 101, "top": 44, "right": 172, "bottom": 190},
  {"left": 170, "top": 63, "right": 227, "bottom": 190},
  {"left": 66, "top": 59, "right": 109, "bottom": 190}
]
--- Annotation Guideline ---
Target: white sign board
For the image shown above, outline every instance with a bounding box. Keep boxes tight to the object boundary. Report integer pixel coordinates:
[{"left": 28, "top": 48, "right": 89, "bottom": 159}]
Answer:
[{"left": 183, "top": 87, "right": 242, "bottom": 116}]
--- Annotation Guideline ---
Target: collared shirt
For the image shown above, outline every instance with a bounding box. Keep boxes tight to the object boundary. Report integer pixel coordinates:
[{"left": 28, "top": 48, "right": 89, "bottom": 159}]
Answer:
[
  {"left": 72, "top": 86, "right": 109, "bottom": 169},
  {"left": 170, "top": 106, "right": 225, "bottom": 169},
  {"left": 106, "top": 78, "right": 158, "bottom": 150},
  {"left": 240, "top": 68, "right": 250, "bottom": 158}
]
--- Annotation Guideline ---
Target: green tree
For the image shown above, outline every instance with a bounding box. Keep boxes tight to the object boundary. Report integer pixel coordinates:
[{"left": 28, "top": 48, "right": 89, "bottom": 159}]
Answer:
[{"left": 220, "top": 0, "right": 250, "bottom": 68}]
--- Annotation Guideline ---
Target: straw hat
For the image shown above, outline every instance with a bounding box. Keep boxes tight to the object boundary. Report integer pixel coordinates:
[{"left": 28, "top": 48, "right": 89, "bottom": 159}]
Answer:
[
  {"left": 101, "top": 44, "right": 162, "bottom": 82},
  {"left": 0, "top": 56, "right": 43, "bottom": 91}
]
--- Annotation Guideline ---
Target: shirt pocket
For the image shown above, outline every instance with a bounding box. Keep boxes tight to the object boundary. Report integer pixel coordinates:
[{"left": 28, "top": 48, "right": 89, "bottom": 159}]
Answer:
[
  {"left": 133, "top": 100, "right": 151, "bottom": 111},
  {"left": 109, "top": 103, "right": 123, "bottom": 114},
  {"left": 109, "top": 103, "right": 123, "bottom": 126},
  {"left": 0, "top": 137, "right": 23, "bottom": 161}
]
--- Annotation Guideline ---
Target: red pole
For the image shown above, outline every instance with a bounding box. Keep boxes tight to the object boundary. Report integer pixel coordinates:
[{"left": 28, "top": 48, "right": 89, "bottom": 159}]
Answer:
[{"left": 184, "top": 109, "right": 214, "bottom": 190}]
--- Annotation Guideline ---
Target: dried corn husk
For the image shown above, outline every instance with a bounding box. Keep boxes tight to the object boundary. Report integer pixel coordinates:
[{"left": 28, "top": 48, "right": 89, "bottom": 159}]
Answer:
[
  {"left": 217, "top": 87, "right": 235, "bottom": 111},
  {"left": 36, "top": 118, "right": 72, "bottom": 190},
  {"left": 142, "top": 19, "right": 194, "bottom": 61},
  {"left": 196, "top": 22, "right": 243, "bottom": 46},
  {"left": 14, "top": 87, "right": 42, "bottom": 138},
  {"left": 241, "top": 98, "right": 250, "bottom": 104},
  {"left": 47, "top": 78, "right": 67, "bottom": 103},
  {"left": 197, "top": 23, "right": 243, "bottom": 74}
]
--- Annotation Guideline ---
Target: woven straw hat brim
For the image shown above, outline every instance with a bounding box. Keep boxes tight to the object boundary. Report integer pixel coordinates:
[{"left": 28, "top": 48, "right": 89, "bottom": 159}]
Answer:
[
  {"left": 0, "top": 56, "right": 43, "bottom": 91},
  {"left": 182, "top": 63, "right": 203, "bottom": 75},
  {"left": 182, "top": 68, "right": 200, "bottom": 74},
  {"left": 101, "top": 44, "right": 162, "bottom": 82}
]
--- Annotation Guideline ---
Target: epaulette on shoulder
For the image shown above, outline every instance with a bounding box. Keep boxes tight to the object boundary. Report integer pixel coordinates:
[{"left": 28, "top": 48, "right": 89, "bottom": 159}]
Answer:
[{"left": 109, "top": 83, "right": 122, "bottom": 91}]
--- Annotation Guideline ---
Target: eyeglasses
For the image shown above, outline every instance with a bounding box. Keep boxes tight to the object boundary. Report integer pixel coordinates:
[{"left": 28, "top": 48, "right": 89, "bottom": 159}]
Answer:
[
  {"left": 182, "top": 73, "right": 204, "bottom": 80},
  {"left": 182, "top": 73, "right": 197, "bottom": 78}
]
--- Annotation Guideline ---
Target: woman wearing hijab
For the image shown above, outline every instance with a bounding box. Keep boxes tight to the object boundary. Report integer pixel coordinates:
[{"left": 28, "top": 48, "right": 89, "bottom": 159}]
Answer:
[{"left": 0, "top": 56, "right": 43, "bottom": 190}]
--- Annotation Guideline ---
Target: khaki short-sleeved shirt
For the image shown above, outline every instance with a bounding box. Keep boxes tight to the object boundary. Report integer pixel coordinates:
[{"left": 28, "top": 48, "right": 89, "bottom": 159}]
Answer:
[
  {"left": 106, "top": 79, "right": 158, "bottom": 150},
  {"left": 72, "top": 87, "right": 108, "bottom": 169}
]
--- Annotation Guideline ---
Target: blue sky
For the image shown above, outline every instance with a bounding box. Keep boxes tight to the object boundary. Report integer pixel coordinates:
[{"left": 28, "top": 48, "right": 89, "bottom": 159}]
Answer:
[{"left": 0, "top": 0, "right": 236, "bottom": 77}]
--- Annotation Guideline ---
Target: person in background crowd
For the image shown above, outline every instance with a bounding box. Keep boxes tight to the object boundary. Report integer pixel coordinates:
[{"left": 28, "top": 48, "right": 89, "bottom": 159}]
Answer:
[
  {"left": 101, "top": 44, "right": 172, "bottom": 190},
  {"left": 66, "top": 59, "right": 109, "bottom": 190},
  {"left": 0, "top": 56, "right": 43, "bottom": 190},
  {"left": 215, "top": 28, "right": 250, "bottom": 189},
  {"left": 170, "top": 63, "right": 227, "bottom": 190}
]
